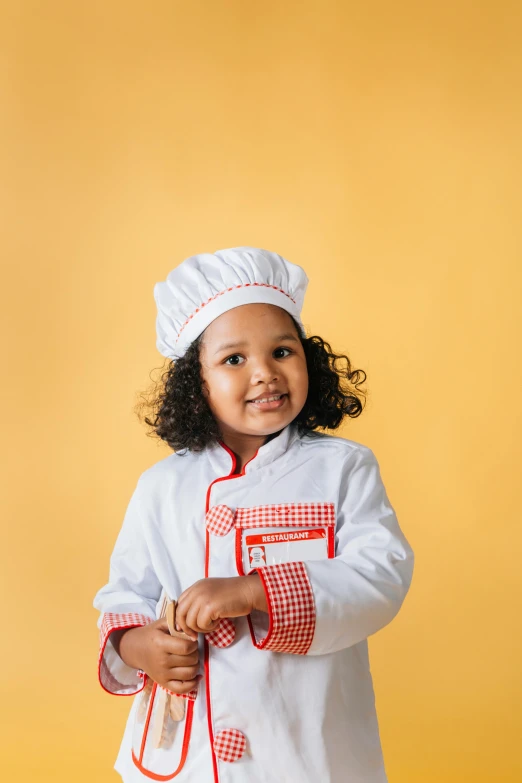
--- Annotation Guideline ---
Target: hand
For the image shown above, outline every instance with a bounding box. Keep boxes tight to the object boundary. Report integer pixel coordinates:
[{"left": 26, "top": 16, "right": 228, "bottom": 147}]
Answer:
[
  {"left": 114, "top": 618, "right": 201, "bottom": 695},
  {"left": 175, "top": 575, "right": 268, "bottom": 637}
]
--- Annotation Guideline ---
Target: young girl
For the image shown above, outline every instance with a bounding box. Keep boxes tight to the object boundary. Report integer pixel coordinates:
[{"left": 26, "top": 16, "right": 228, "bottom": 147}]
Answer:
[{"left": 93, "top": 246, "right": 414, "bottom": 783}]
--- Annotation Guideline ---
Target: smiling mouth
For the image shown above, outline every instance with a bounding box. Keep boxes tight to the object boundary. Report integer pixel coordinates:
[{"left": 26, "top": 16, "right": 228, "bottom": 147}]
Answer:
[{"left": 247, "top": 393, "right": 288, "bottom": 408}]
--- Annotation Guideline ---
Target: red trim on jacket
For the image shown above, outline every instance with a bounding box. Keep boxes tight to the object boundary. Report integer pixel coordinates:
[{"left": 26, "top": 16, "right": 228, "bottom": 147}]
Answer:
[
  {"left": 98, "top": 612, "right": 198, "bottom": 700},
  {"left": 131, "top": 682, "right": 195, "bottom": 780},
  {"left": 204, "top": 441, "right": 259, "bottom": 783},
  {"left": 98, "top": 612, "right": 154, "bottom": 695}
]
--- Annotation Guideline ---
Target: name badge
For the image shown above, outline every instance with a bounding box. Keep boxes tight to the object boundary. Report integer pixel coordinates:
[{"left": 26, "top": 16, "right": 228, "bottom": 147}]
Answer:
[
  {"left": 234, "top": 502, "right": 336, "bottom": 575},
  {"left": 245, "top": 528, "right": 328, "bottom": 568}
]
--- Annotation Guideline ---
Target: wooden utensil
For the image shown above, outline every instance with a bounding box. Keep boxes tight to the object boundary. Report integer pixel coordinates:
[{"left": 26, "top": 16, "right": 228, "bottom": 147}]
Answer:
[
  {"left": 165, "top": 599, "right": 192, "bottom": 721},
  {"left": 152, "top": 592, "right": 195, "bottom": 743},
  {"left": 151, "top": 685, "right": 170, "bottom": 749}
]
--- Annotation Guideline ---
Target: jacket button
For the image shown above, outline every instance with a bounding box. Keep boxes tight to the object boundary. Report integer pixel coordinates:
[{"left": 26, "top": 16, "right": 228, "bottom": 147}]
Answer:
[
  {"left": 207, "top": 618, "right": 236, "bottom": 648},
  {"left": 206, "top": 505, "right": 235, "bottom": 536},
  {"left": 213, "top": 728, "right": 247, "bottom": 762}
]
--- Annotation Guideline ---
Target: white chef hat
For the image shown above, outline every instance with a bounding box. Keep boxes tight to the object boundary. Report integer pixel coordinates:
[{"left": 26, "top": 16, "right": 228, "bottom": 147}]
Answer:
[{"left": 154, "top": 246, "right": 309, "bottom": 360}]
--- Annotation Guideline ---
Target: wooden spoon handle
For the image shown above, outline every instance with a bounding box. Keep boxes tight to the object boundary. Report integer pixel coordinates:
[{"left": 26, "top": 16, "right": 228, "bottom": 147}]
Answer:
[
  {"left": 166, "top": 599, "right": 193, "bottom": 640},
  {"left": 165, "top": 598, "right": 189, "bottom": 722}
]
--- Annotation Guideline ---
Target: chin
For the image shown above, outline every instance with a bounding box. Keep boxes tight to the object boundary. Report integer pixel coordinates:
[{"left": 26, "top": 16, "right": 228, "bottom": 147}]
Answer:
[{"left": 250, "top": 416, "right": 295, "bottom": 437}]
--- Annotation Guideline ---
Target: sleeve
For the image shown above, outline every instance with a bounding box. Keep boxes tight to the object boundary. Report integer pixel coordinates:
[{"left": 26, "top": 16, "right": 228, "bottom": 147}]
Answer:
[
  {"left": 93, "top": 476, "right": 163, "bottom": 695},
  {"left": 249, "top": 446, "right": 415, "bottom": 655}
]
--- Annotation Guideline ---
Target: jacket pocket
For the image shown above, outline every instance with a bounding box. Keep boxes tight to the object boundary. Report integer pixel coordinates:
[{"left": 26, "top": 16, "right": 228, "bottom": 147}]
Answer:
[
  {"left": 131, "top": 679, "right": 195, "bottom": 780},
  {"left": 234, "top": 502, "right": 336, "bottom": 654},
  {"left": 235, "top": 501, "right": 336, "bottom": 576},
  {"left": 130, "top": 587, "right": 196, "bottom": 780}
]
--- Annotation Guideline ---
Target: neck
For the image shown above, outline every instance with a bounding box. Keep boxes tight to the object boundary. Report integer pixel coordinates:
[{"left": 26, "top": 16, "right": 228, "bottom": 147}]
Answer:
[{"left": 221, "top": 429, "right": 282, "bottom": 474}]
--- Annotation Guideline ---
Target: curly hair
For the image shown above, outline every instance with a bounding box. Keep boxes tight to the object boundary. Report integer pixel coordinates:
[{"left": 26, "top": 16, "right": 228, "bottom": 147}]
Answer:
[{"left": 135, "top": 318, "right": 367, "bottom": 452}]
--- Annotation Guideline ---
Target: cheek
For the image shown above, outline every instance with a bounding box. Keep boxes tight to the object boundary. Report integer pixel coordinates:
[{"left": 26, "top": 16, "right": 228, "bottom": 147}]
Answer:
[
  {"left": 300, "top": 374, "right": 309, "bottom": 403},
  {"left": 206, "top": 371, "right": 245, "bottom": 408},
  {"left": 292, "top": 361, "right": 309, "bottom": 401}
]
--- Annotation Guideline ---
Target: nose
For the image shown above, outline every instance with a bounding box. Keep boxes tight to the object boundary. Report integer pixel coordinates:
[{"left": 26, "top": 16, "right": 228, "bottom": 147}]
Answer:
[{"left": 250, "top": 355, "right": 279, "bottom": 384}]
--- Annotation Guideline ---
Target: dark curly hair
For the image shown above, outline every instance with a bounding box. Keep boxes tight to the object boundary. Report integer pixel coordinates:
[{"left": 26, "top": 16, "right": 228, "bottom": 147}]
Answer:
[{"left": 135, "top": 318, "right": 367, "bottom": 452}]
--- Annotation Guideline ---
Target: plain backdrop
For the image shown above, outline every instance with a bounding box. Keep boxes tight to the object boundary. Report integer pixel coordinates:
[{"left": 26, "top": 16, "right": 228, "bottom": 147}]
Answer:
[{"left": 1, "top": 1, "right": 521, "bottom": 781}]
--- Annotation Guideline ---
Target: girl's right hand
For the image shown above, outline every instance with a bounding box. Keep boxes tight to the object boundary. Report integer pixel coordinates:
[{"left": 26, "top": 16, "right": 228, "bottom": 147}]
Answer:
[{"left": 114, "top": 618, "right": 200, "bottom": 695}]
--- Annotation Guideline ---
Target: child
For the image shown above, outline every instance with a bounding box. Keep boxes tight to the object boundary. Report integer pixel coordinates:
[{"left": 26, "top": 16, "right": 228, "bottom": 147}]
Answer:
[{"left": 93, "top": 246, "right": 414, "bottom": 783}]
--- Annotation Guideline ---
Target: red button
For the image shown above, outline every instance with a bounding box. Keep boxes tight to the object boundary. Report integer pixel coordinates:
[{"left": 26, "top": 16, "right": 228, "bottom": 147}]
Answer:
[
  {"left": 207, "top": 618, "right": 236, "bottom": 648},
  {"left": 214, "top": 728, "right": 247, "bottom": 762},
  {"left": 206, "top": 505, "right": 235, "bottom": 536}
]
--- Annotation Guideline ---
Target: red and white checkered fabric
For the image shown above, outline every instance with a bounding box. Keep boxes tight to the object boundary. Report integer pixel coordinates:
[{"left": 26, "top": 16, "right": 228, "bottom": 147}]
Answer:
[
  {"left": 207, "top": 618, "right": 236, "bottom": 648},
  {"left": 213, "top": 728, "right": 247, "bottom": 763},
  {"left": 98, "top": 612, "right": 154, "bottom": 694},
  {"left": 252, "top": 562, "right": 316, "bottom": 655},
  {"left": 206, "top": 504, "right": 235, "bottom": 536},
  {"left": 160, "top": 684, "right": 198, "bottom": 700},
  {"left": 236, "top": 502, "right": 335, "bottom": 529}
]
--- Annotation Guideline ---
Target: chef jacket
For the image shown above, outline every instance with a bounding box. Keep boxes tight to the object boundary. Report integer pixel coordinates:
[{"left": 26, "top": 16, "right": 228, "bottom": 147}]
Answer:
[{"left": 93, "top": 421, "right": 414, "bottom": 783}]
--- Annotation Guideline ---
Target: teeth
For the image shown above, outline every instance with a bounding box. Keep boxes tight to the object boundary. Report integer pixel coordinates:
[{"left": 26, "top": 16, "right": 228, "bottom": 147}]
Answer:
[{"left": 250, "top": 394, "right": 283, "bottom": 404}]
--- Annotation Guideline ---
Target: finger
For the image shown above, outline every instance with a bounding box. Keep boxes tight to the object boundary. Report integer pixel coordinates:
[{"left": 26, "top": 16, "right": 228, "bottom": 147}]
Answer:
[
  {"left": 189, "top": 600, "right": 221, "bottom": 634},
  {"left": 197, "top": 607, "right": 221, "bottom": 633},
  {"left": 177, "top": 580, "right": 203, "bottom": 605},
  {"left": 165, "top": 678, "right": 199, "bottom": 695},
  {"left": 168, "top": 666, "right": 200, "bottom": 681},
  {"left": 186, "top": 604, "right": 209, "bottom": 636},
  {"left": 165, "top": 637, "right": 199, "bottom": 657},
  {"left": 154, "top": 617, "right": 173, "bottom": 634},
  {"left": 167, "top": 652, "right": 199, "bottom": 667},
  {"left": 176, "top": 602, "right": 199, "bottom": 639},
  {"left": 174, "top": 601, "right": 198, "bottom": 641},
  {"left": 166, "top": 652, "right": 199, "bottom": 668}
]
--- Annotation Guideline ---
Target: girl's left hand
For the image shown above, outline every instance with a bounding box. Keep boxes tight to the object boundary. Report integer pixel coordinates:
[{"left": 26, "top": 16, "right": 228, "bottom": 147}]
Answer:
[{"left": 175, "top": 575, "right": 267, "bottom": 637}]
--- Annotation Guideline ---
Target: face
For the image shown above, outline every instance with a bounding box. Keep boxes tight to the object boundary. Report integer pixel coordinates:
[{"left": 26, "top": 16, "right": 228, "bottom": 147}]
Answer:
[{"left": 199, "top": 304, "right": 309, "bottom": 442}]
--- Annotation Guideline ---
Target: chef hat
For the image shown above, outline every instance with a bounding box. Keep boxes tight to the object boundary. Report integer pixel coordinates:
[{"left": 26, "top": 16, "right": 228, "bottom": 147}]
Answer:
[{"left": 154, "top": 246, "right": 309, "bottom": 360}]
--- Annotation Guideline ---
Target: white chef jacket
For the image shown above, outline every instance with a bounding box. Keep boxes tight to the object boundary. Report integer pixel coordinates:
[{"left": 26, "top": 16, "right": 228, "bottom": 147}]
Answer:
[{"left": 93, "top": 422, "right": 414, "bottom": 783}]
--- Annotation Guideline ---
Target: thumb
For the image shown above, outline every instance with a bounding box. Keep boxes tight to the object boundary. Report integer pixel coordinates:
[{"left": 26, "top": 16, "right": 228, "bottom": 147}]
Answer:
[
  {"left": 204, "top": 618, "right": 221, "bottom": 633},
  {"left": 154, "top": 617, "right": 171, "bottom": 634}
]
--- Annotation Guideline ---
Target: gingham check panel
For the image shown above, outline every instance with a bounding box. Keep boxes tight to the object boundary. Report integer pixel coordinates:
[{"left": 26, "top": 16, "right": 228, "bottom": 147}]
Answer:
[
  {"left": 235, "top": 502, "right": 335, "bottom": 529},
  {"left": 213, "top": 728, "right": 247, "bottom": 763},
  {"left": 160, "top": 684, "right": 198, "bottom": 701},
  {"left": 207, "top": 618, "right": 236, "bottom": 648},
  {"left": 206, "top": 504, "right": 235, "bottom": 536},
  {"left": 254, "top": 562, "right": 315, "bottom": 655},
  {"left": 98, "top": 612, "right": 154, "bottom": 694}
]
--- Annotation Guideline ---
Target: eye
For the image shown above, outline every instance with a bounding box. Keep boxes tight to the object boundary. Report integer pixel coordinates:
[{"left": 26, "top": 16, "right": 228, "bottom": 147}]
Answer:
[
  {"left": 224, "top": 354, "right": 245, "bottom": 366},
  {"left": 273, "top": 347, "right": 293, "bottom": 359}
]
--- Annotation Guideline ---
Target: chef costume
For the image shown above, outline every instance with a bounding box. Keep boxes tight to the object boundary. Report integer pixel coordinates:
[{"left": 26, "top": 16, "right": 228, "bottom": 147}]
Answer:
[{"left": 93, "top": 246, "right": 415, "bottom": 783}]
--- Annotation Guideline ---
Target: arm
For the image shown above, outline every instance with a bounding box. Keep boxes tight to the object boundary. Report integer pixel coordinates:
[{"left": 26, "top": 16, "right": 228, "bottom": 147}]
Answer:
[
  {"left": 249, "top": 446, "right": 415, "bottom": 655},
  {"left": 174, "top": 574, "right": 267, "bottom": 637},
  {"left": 93, "top": 476, "right": 163, "bottom": 694}
]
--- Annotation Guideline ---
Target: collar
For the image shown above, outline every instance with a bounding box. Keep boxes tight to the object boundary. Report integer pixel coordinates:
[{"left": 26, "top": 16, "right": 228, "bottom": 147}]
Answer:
[{"left": 206, "top": 421, "right": 300, "bottom": 476}]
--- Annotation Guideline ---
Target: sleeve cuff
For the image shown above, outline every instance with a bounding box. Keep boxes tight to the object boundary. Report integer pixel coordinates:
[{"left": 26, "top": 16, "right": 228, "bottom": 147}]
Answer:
[
  {"left": 98, "top": 612, "right": 154, "bottom": 695},
  {"left": 248, "top": 562, "right": 316, "bottom": 655},
  {"left": 161, "top": 684, "right": 198, "bottom": 701}
]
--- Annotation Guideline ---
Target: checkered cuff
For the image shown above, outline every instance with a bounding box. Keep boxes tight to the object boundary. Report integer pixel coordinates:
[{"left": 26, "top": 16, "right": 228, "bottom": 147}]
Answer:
[
  {"left": 249, "top": 562, "right": 316, "bottom": 655},
  {"left": 98, "top": 612, "right": 154, "bottom": 695},
  {"left": 160, "top": 684, "right": 198, "bottom": 701}
]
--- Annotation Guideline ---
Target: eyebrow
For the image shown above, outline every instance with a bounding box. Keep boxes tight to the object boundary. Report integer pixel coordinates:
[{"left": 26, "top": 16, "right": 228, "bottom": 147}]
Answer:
[{"left": 214, "top": 332, "right": 300, "bottom": 355}]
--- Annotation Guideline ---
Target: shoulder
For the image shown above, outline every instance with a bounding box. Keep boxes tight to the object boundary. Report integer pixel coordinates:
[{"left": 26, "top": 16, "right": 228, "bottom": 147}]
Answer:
[
  {"left": 296, "top": 429, "right": 377, "bottom": 466},
  {"left": 134, "top": 447, "right": 205, "bottom": 494},
  {"left": 296, "top": 431, "right": 389, "bottom": 505}
]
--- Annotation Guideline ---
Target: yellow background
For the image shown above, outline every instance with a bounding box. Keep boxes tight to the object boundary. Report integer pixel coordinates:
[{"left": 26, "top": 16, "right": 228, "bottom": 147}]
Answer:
[{"left": 2, "top": 1, "right": 521, "bottom": 781}]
